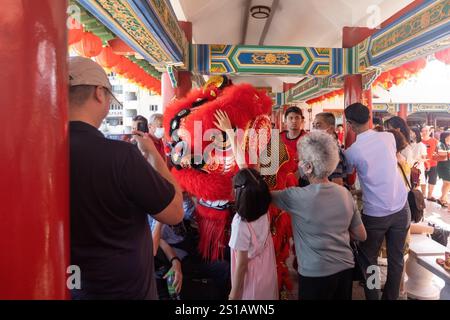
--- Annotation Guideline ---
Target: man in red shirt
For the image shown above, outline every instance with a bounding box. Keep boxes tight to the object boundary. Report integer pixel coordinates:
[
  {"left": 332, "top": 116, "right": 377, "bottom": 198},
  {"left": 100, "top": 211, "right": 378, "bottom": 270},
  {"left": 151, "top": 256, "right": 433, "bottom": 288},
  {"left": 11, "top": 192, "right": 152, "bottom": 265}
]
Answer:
[
  {"left": 280, "top": 106, "right": 307, "bottom": 186},
  {"left": 280, "top": 106, "right": 307, "bottom": 165},
  {"left": 421, "top": 126, "right": 439, "bottom": 201},
  {"left": 336, "top": 124, "right": 345, "bottom": 148}
]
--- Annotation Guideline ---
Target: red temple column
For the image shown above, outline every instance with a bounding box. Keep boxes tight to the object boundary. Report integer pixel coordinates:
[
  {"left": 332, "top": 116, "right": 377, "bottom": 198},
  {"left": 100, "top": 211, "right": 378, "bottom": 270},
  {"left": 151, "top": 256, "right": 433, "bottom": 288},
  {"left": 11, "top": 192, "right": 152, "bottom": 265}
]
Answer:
[
  {"left": 0, "top": 0, "right": 69, "bottom": 299},
  {"left": 283, "top": 82, "right": 295, "bottom": 92},
  {"left": 162, "top": 21, "right": 192, "bottom": 112},
  {"left": 398, "top": 103, "right": 408, "bottom": 120}
]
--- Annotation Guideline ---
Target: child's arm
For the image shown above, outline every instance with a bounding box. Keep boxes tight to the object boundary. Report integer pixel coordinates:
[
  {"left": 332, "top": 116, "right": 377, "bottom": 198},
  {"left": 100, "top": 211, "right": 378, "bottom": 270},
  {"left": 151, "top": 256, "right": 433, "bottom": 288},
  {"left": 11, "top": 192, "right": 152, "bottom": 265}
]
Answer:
[{"left": 228, "top": 250, "right": 248, "bottom": 300}]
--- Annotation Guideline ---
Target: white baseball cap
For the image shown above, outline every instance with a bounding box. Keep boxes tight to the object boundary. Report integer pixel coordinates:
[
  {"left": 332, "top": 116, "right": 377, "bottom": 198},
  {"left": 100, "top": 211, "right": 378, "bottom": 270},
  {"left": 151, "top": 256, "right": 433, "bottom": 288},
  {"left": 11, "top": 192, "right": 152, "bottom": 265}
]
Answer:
[{"left": 69, "top": 56, "right": 122, "bottom": 106}]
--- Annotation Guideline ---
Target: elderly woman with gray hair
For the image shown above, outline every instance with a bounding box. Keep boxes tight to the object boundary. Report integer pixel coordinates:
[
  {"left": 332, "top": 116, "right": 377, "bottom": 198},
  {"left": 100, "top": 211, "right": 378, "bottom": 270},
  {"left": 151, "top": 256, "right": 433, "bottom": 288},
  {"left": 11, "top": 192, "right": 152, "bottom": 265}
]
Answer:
[{"left": 272, "top": 131, "right": 366, "bottom": 300}]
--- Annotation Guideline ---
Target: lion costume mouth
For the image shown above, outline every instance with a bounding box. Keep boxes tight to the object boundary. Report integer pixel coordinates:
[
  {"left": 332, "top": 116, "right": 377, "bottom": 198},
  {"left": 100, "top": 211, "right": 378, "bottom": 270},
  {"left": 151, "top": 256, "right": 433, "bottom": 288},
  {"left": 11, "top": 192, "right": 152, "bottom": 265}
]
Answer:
[{"left": 198, "top": 199, "right": 230, "bottom": 210}]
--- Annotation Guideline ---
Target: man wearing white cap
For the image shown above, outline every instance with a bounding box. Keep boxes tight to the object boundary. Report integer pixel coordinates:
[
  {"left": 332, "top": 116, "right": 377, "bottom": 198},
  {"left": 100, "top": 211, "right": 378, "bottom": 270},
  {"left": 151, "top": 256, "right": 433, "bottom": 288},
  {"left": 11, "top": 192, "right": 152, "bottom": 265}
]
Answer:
[{"left": 68, "top": 57, "right": 183, "bottom": 299}]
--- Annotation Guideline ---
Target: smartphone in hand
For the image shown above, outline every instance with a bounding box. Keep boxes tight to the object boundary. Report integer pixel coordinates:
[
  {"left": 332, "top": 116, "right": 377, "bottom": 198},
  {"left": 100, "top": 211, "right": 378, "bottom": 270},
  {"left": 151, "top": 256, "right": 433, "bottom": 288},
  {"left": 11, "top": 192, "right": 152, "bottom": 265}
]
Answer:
[{"left": 137, "top": 122, "right": 149, "bottom": 133}]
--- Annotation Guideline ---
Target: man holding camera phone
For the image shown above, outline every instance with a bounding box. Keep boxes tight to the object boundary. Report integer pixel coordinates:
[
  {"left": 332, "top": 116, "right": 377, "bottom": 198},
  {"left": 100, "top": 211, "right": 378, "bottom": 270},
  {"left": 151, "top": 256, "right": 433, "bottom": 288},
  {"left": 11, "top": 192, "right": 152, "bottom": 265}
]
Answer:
[{"left": 68, "top": 57, "right": 183, "bottom": 299}]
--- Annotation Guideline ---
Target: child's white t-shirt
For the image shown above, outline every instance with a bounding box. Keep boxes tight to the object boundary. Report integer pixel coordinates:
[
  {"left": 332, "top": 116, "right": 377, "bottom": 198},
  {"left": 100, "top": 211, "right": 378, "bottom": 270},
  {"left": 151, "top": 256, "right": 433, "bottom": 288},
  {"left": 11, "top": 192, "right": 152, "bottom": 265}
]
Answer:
[{"left": 229, "top": 213, "right": 270, "bottom": 258}]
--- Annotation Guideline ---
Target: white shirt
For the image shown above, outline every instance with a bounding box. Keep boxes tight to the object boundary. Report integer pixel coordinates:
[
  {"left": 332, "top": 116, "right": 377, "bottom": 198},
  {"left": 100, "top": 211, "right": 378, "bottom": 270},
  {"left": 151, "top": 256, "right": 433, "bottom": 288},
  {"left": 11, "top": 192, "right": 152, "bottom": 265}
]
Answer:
[
  {"left": 400, "top": 144, "right": 415, "bottom": 167},
  {"left": 411, "top": 142, "right": 427, "bottom": 163},
  {"left": 345, "top": 130, "right": 408, "bottom": 217}
]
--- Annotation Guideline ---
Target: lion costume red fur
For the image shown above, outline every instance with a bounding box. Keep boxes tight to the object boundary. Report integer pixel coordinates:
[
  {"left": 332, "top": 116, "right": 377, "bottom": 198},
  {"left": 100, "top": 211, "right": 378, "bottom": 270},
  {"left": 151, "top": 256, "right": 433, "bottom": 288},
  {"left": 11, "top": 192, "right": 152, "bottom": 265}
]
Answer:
[{"left": 163, "top": 79, "right": 297, "bottom": 294}]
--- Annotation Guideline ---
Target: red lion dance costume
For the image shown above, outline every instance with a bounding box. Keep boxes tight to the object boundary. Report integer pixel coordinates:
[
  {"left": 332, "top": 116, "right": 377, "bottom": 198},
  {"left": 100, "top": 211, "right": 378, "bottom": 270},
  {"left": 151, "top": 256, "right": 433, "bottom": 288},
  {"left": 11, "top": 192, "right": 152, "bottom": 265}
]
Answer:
[{"left": 164, "top": 76, "right": 298, "bottom": 297}]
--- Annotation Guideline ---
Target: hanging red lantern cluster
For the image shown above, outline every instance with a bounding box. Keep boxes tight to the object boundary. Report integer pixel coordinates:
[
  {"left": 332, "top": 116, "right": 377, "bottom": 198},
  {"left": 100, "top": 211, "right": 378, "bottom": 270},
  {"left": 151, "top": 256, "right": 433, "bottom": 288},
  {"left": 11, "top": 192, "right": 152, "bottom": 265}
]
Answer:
[
  {"left": 373, "top": 57, "right": 427, "bottom": 90},
  {"left": 111, "top": 56, "right": 161, "bottom": 94},
  {"left": 108, "top": 38, "right": 135, "bottom": 55},
  {"left": 68, "top": 29, "right": 161, "bottom": 94},
  {"left": 95, "top": 46, "right": 121, "bottom": 69},
  {"left": 73, "top": 32, "right": 103, "bottom": 58},
  {"left": 435, "top": 47, "right": 450, "bottom": 65},
  {"left": 306, "top": 89, "right": 344, "bottom": 104}
]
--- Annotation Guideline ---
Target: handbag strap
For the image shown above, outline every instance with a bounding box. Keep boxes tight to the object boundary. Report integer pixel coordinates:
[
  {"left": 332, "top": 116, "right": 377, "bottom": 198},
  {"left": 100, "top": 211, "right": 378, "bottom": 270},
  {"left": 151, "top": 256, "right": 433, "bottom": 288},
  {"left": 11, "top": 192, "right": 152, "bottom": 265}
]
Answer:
[{"left": 398, "top": 162, "right": 413, "bottom": 191}]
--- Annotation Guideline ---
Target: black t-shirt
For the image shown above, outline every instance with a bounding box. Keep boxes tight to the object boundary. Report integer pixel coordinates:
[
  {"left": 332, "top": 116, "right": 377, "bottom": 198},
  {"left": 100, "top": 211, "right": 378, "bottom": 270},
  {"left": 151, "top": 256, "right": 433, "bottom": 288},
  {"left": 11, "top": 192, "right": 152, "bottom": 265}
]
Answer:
[{"left": 69, "top": 121, "right": 175, "bottom": 299}]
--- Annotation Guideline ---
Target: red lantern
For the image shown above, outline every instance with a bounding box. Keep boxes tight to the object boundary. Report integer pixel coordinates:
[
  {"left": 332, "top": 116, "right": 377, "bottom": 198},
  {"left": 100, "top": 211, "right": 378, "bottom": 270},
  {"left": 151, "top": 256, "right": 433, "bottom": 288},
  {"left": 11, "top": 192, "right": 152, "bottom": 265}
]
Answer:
[
  {"left": 403, "top": 58, "right": 427, "bottom": 75},
  {"left": 383, "top": 80, "right": 393, "bottom": 90},
  {"left": 393, "top": 77, "right": 404, "bottom": 86},
  {"left": 435, "top": 48, "right": 450, "bottom": 65},
  {"left": 108, "top": 38, "right": 135, "bottom": 55},
  {"left": 390, "top": 67, "right": 404, "bottom": 79},
  {"left": 95, "top": 46, "right": 121, "bottom": 69},
  {"left": 379, "top": 71, "right": 393, "bottom": 83},
  {"left": 123, "top": 63, "right": 140, "bottom": 81},
  {"left": 68, "top": 27, "right": 83, "bottom": 45},
  {"left": 111, "top": 56, "right": 126, "bottom": 74},
  {"left": 73, "top": 32, "right": 103, "bottom": 58}
]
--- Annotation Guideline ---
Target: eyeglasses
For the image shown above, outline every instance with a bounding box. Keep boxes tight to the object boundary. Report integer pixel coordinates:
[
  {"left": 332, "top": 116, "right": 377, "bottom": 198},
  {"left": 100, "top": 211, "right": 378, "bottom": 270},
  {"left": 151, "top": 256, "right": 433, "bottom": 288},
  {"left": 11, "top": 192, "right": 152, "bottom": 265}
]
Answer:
[{"left": 102, "top": 86, "right": 123, "bottom": 109}]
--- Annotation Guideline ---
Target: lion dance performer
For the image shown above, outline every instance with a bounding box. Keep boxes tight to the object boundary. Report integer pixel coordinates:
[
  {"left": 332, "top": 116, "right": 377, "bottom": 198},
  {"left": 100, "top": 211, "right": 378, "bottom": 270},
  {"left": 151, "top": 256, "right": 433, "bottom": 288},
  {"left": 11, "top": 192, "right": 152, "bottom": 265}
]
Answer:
[{"left": 163, "top": 76, "right": 298, "bottom": 297}]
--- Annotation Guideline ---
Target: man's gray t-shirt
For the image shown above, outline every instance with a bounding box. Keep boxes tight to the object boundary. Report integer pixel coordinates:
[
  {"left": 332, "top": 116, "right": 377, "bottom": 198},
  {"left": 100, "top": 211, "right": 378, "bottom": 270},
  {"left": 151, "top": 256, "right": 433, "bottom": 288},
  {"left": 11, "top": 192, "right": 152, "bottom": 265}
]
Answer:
[{"left": 272, "top": 183, "right": 362, "bottom": 277}]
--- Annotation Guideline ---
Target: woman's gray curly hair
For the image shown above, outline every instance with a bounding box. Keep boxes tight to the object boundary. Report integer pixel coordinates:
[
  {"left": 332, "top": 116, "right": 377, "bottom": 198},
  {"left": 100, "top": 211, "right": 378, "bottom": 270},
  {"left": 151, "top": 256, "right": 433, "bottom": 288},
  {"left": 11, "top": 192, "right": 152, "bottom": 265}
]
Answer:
[{"left": 297, "top": 131, "right": 339, "bottom": 179}]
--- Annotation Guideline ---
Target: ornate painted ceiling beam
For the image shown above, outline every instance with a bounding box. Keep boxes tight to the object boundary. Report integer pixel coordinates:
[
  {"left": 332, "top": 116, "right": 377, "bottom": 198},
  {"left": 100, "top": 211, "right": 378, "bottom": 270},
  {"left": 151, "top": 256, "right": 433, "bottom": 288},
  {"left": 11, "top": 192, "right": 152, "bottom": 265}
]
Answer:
[
  {"left": 374, "top": 103, "right": 450, "bottom": 113},
  {"left": 357, "top": 0, "right": 450, "bottom": 72},
  {"left": 286, "top": 0, "right": 450, "bottom": 102},
  {"left": 190, "top": 1, "right": 448, "bottom": 102},
  {"left": 76, "top": 0, "right": 189, "bottom": 71},
  {"left": 191, "top": 44, "right": 341, "bottom": 76}
]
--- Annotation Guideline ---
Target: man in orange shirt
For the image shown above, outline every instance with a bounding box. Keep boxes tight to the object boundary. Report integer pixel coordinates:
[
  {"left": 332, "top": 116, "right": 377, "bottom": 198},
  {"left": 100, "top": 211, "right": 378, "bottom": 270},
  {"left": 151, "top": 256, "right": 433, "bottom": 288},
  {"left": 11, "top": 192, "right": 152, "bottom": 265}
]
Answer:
[{"left": 421, "top": 126, "right": 439, "bottom": 201}]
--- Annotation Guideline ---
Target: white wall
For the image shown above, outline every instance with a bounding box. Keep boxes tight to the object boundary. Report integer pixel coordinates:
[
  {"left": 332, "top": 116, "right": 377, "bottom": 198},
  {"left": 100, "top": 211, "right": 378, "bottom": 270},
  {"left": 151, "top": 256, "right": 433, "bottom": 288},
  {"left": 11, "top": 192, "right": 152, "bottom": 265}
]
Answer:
[{"left": 105, "top": 75, "right": 162, "bottom": 134}]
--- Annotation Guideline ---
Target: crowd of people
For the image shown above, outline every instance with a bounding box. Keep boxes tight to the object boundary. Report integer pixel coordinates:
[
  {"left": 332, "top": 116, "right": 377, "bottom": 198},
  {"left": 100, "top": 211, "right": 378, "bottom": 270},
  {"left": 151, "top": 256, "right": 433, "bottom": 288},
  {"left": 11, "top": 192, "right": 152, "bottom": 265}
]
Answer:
[{"left": 68, "top": 57, "right": 448, "bottom": 300}]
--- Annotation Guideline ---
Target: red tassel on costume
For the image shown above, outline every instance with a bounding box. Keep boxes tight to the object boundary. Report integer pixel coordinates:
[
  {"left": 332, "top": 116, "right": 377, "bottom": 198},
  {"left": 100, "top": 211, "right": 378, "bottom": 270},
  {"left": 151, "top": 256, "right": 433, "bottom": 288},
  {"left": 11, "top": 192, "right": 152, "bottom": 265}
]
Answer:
[
  {"left": 269, "top": 205, "right": 293, "bottom": 291},
  {"left": 196, "top": 205, "right": 231, "bottom": 261}
]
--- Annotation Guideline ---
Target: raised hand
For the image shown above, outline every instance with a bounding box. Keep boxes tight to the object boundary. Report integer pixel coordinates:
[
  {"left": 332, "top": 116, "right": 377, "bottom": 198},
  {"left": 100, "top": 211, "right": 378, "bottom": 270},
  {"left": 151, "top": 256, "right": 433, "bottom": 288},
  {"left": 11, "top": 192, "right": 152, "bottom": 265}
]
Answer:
[{"left": 213, "top": 109, "right": 233, "bottom": 132}]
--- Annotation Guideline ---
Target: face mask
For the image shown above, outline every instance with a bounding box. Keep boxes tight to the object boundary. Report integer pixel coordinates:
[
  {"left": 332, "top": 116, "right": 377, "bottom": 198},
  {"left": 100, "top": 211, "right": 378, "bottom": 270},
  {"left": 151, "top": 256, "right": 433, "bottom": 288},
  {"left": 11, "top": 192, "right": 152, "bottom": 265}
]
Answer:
[
  {"left": 154, "top": 127, "right": 165, "bottom": 139},
  {"left": 298, "top": 164, "right": 307, "bottom": 178},
  {"left": 298, "top": 161, "right": 313, "bottom": 178}
]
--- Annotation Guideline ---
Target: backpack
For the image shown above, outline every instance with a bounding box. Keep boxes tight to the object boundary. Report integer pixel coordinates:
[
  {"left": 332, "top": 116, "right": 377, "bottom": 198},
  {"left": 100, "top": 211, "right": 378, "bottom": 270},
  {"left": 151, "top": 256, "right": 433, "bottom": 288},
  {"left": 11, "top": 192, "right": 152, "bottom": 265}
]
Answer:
[{"left": 399, "top": 163, "right": 425, "bottom": 223}]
